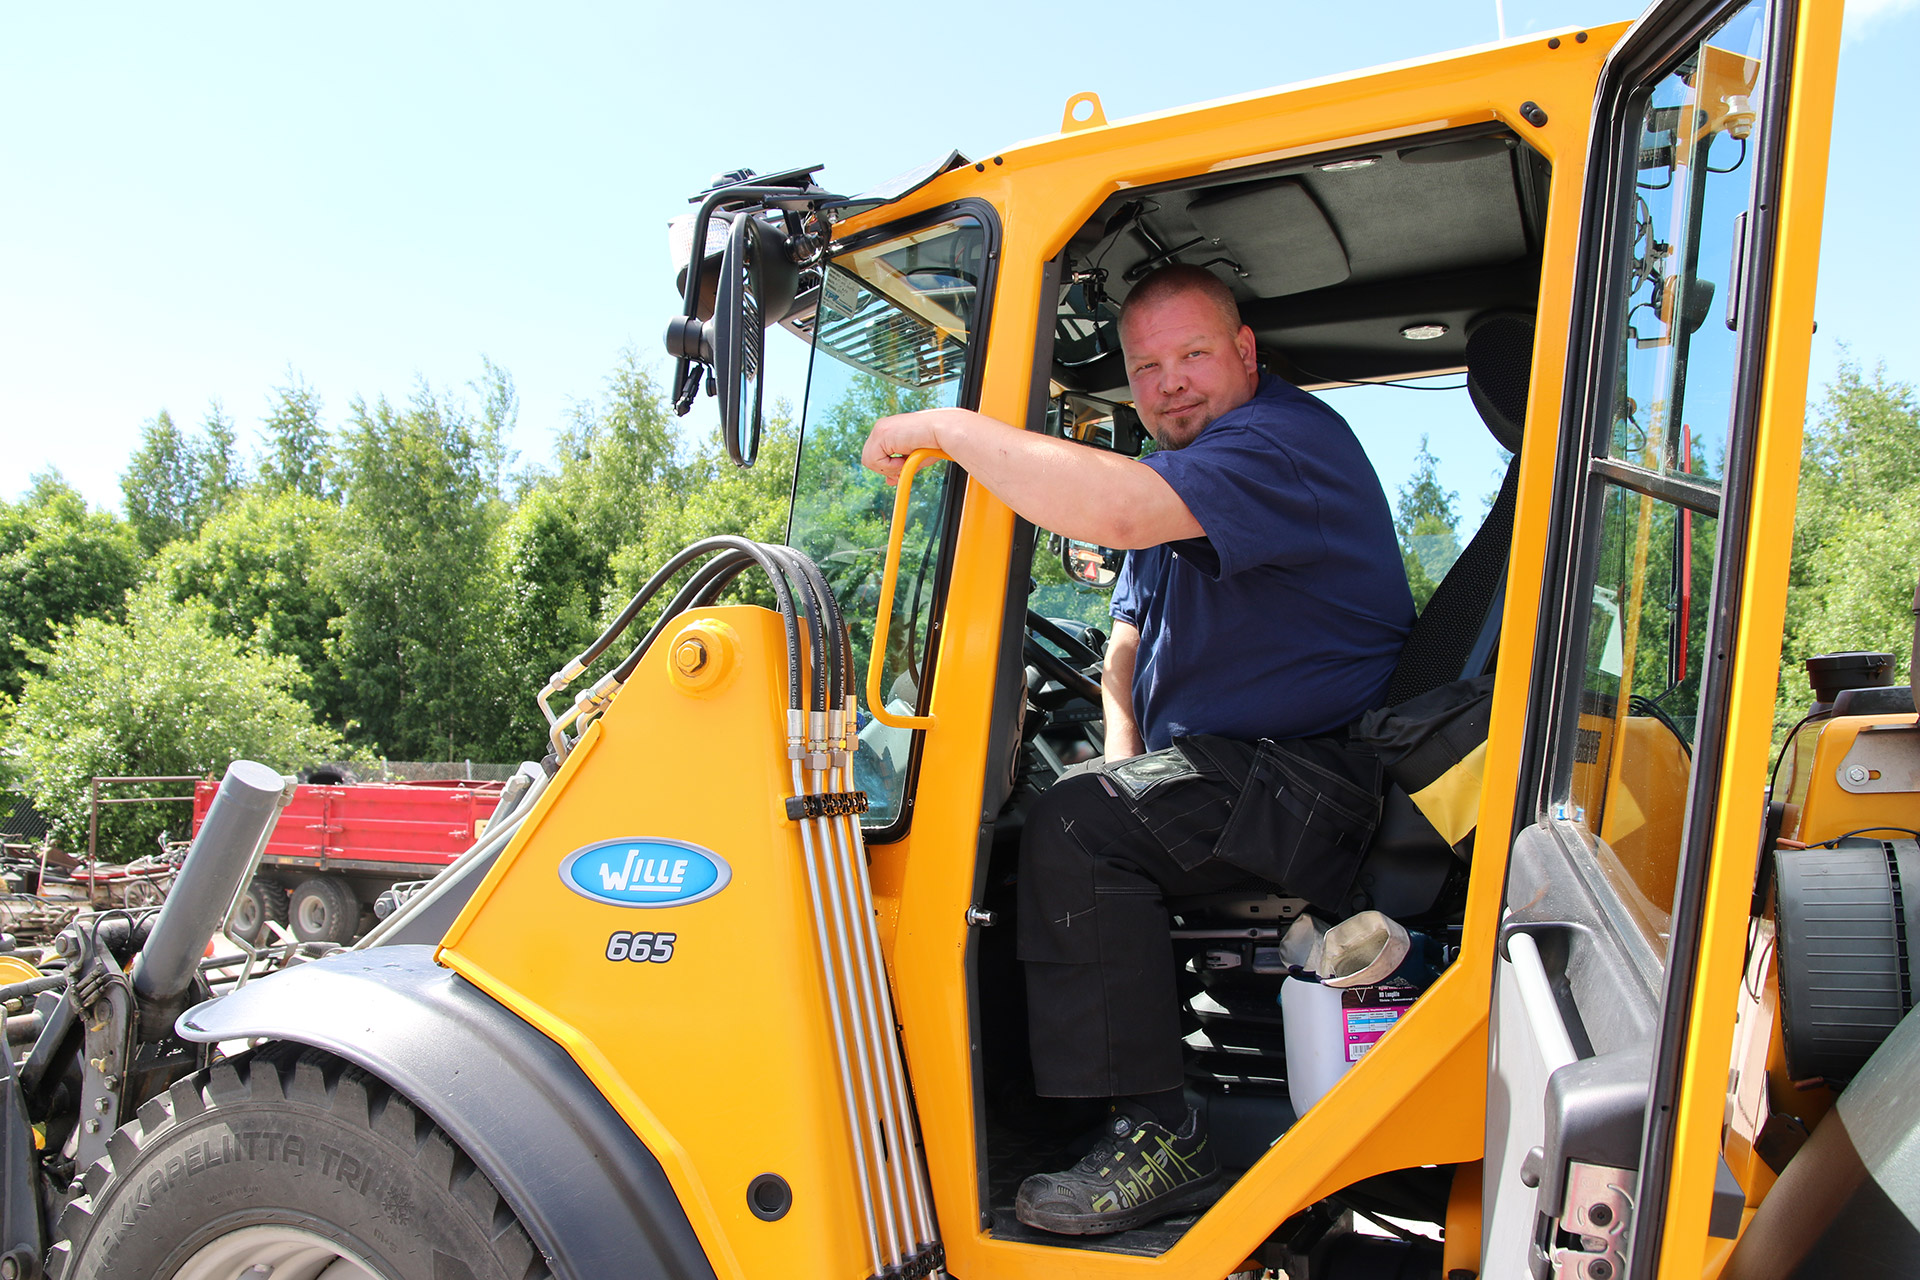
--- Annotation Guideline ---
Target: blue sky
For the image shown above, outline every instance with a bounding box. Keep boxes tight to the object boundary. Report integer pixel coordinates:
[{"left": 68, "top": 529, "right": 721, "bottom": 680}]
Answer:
[{"left": 3, "top": 0, "right": 1914, "bottom": 520}]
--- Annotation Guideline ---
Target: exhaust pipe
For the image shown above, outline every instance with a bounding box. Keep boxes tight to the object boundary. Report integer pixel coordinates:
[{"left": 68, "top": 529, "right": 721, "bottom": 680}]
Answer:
[{"left": 129, "top": 759, "right": 291, "bottom": 1031}]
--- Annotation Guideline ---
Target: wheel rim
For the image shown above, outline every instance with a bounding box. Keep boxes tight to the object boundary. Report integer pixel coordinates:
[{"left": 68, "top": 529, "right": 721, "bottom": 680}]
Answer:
[
  {"left": 171, "top": 1223, "right": 387, "bottom": 1280},
  {"left": 296, "top": 893, "right": 330, "bottom": 935},
  {"left": 231, "top": 891, "right": 261, "bottom": 934}
]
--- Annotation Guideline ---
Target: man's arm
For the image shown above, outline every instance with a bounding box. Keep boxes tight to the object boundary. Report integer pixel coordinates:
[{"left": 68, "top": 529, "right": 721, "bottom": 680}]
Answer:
[
  {"left": 860, "top": 408, "right": 1201, "bottom": 550},
  {"left": 1101, "top": 619, "right": 1145, "bottom": 761}
]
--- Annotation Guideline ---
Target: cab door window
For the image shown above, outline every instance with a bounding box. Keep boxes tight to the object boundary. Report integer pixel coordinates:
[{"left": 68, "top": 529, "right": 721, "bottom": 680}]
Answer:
[
  {"left": 786, "top": 212, "right": 994, "bottom": 832},
  {"left": 1553, "top": 0, "right": 1768, "bottom": 961}
]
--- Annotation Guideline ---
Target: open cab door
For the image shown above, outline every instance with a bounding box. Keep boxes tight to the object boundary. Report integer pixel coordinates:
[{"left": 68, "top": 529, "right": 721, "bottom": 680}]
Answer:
[{"left": 1484, "top": 0, "right": 1840, "bottom": 1277}]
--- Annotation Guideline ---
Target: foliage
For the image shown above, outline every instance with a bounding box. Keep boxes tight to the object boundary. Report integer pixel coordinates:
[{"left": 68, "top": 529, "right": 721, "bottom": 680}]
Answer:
[
  {"left": 257, "top": 374, "right": 334, "bottom": 500},
  {"left": 1394, "top": 435, "right": 1462, "bottom": 612},
  {"left": 328, "top": 382, "right": 510, "bottom": 761},
  {"left": 1776, "top": 360, "right": 1920, "bottom": 731},
  {"left": 154, "top": 489, "right": 351, "bottom": 730},
  {"left": 10, "top": 585, "right": 343, "bottom": 859},
  {"left": 0, "top": 474, "right": 144, "bottom": 700},
  {"left": 120, "top": 406, "right": 252, "bottom": 552},
  {"left": 120, "top": 411, "right": 203, "bottom": 553},
  {"left": 11, "top": 338, "right": 1910, "bottom": 841}
]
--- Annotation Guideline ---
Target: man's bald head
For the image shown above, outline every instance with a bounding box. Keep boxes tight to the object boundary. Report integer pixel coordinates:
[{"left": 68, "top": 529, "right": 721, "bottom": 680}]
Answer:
[
  {"left": 1117, "top": 265, "right": 1260, "bottom": 449},
  {"left": 1118, "top": 264, "right": 1242, "bottom": 341}
]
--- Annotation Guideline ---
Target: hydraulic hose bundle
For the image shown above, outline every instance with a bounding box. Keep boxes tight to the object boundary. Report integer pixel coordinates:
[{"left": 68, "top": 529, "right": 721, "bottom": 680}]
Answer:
[{"left": 535, "top": 537, "right": 943, "bottom": 1280}]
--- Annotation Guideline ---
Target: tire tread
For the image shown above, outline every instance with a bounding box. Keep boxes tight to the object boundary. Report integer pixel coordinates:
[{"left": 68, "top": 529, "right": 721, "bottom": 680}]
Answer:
[{"left": 47, "top": 1042, "right": 552, "bottom": 1280}]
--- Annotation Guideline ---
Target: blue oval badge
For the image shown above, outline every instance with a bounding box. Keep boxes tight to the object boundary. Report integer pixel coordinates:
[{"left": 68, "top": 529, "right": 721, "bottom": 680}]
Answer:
[{"left": 558, "top": 838, "right": 731, "bottom": 908}]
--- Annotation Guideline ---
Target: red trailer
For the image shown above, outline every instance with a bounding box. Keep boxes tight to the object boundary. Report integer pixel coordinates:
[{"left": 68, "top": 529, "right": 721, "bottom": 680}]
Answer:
[{"left": 192, "top": 777, "right": 504, "bottom": 944}]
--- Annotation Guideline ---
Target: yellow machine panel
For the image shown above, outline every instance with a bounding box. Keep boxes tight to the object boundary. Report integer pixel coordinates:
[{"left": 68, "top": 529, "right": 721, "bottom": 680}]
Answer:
[{"left": 438, "top": 606, "right": 872, "bottom": 1279}]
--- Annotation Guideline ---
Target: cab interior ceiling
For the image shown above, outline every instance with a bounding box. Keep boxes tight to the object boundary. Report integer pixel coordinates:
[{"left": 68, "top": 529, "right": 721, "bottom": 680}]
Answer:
[{"left": 1054, "top": 128, "right": 1550, "bottom": 397}]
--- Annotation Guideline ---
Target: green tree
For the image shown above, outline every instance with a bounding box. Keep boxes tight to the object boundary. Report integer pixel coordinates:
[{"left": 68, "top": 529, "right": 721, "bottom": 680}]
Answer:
[
  {"left": 0, "top": 473, "right": 144, "bottom": 699},
  {"left": 154, "top": 489, "right": 351, "bottom": 731},
  {"left": 329, "top": 382, "right": 506, "bottom": 760},
  {"left": 8, "top": 584, "right": 343, "bottom": 859},
  {"left": 1778, "top": 360, "right": 1920, "bottom": 732},
  {"left": 121, "top": 410, "right": 203, "bottom": 553},
  {"left": 198, "top": 401, "right": 245, "bottom": 517},
  {"left": 258, "top": 374, "right": 334, "bottom": 500},
  {"left": 482, "top": 357, "right": 689, "bottom": 759},
  {"left": 1394, "top": 435, "right": 1462, "bottom": 612}
]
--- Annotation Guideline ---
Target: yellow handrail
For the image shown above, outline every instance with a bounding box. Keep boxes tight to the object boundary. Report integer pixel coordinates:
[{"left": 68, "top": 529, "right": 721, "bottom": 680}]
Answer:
[{"left": 865, "top": 449, "right": 949, "bottom": 731}]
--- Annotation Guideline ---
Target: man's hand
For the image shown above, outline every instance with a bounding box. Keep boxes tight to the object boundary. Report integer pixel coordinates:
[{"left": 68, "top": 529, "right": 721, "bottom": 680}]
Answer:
[
  {"left": 858, "top": 409, "right": 1202, "bottom": 550},
  {"left": 860, "top": 408, "right": 973, "bottom": 484}
]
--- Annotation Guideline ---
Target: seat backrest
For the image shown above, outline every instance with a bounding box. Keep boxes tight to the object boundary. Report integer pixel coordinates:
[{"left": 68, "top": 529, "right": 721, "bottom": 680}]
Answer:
[{"left": 1382, "top": 312, "right": 1535, "bottom": 707}]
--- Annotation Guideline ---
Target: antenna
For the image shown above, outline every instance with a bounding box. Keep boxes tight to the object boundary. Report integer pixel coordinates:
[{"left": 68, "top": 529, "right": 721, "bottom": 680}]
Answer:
[{"left": 1495, "top": 0, "right": 1508, "bottom": 39}]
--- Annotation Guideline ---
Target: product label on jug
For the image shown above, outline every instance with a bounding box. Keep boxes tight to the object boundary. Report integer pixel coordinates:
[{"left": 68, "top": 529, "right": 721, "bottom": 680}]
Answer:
[{"left": 1340, "top": 984, "right": 1420, "bottom": 1062}]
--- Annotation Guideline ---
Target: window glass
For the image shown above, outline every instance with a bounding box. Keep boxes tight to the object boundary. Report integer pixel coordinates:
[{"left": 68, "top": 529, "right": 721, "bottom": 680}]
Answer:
[
  {"left": 1557, "top": 0, "right": 1768, "bottom": 959},
  {"left": 1029, "top": 394, "right": 1133, "bottom": 641},
  {"left": 1567, "top": 484, "right": 1718, "bottom": 951},
  {"left": 787, "top": 216, "right": 987, "bottom": 827},
  {"left": 1607, "top": 2, "right": 1766, "bottom": 485}
]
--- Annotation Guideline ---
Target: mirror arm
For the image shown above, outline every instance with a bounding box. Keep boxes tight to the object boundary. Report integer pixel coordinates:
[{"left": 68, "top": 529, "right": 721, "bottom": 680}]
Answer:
[{"left": 668, "top": 181, "right": 847, "bottom": 416}]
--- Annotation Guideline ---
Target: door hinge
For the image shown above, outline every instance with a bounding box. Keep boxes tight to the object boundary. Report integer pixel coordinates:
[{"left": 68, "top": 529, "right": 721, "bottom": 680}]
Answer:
[{"left": 1549, "top": 1161, "right": 1636, "bottom": 1280}]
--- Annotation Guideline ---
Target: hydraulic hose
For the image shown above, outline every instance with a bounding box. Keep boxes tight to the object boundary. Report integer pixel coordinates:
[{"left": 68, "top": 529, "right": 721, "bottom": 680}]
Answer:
[
  {"left": 617, "top": 536, "right": 803, "bottom": 709},
  {"left": 609, "top": 548, "right": 756, "bottom": 685},
  {"left": 555, "top": 535, "right": 803, "bottom": 713},
  {"left": 772, "top": 545, "right": 846, "bottom": 710},
  {"left": 770, "top": 546, "right": 831, "bottom": 718}
]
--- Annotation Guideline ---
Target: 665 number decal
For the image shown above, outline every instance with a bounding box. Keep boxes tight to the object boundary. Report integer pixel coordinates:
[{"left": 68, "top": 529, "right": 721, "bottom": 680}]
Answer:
[{"left": 606, "top": 931, "right": 677, "bottom": 963}]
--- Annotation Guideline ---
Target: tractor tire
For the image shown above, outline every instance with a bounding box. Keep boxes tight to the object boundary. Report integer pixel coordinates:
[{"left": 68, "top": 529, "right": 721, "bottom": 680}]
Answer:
[
  {"left": 47, "top": 1043, "right": 550, "bottom": 1280},
  {"left": 288, "top": 875, "right": 358, "bottom": 944},
  {"left": 227, "top": 878, "right": 288, "bottom": 945}
]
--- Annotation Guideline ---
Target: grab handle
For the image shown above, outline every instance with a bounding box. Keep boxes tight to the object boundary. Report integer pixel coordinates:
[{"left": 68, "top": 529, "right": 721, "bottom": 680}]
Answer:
[{"left": 866, "top": 449, "right": 949, "bottom": 730}]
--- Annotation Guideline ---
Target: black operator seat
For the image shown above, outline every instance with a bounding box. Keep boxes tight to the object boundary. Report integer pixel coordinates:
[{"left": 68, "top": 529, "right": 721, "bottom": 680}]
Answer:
[
  {"left": 1335, "top": 310, "right": 1537, "bottom": 917},
  {"left": 1384, "top": 311, "right": 1534, "bottom": 706}
]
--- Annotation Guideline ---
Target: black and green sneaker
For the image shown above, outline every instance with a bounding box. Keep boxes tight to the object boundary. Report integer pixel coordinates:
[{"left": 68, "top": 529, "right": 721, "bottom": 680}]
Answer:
[{"left": 1013, "top": 1104, "right": 1222, "bottom": 1235}]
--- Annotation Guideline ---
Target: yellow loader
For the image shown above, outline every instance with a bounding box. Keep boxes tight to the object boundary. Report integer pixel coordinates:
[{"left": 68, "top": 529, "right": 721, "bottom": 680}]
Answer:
[{"left": 7, "top": 0, "right": 1915, "bottom": 1277}]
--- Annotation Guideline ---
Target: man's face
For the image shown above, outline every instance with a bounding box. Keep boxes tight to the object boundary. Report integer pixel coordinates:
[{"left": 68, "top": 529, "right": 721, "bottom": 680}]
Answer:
[{"left": 1120, "top": 290, "right": 1261, "bottom": 449}]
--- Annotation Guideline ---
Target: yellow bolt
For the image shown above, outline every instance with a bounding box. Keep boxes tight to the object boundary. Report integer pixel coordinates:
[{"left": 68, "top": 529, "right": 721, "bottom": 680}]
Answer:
[{"left": 674, "top": 638, "right": 709, "bottom": 675}]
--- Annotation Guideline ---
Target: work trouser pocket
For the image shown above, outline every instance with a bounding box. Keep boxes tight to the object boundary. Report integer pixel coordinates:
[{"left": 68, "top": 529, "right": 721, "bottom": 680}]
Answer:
[
  {"left": 1187, "top": 735, "right": 1384, "bottom": 912},
  {"left": 1101, "top": 743, "right": 1237, "bottom": 871}
]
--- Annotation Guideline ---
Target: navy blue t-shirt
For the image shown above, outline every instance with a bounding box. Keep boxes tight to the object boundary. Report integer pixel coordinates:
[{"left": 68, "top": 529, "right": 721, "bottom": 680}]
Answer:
[{"left": 1110, "top": 374, "right": 1414, "bottom": 751}]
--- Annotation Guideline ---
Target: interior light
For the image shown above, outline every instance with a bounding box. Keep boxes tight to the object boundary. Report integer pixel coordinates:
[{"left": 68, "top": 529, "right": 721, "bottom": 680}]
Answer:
[
  {"left": 1400, "top": 323, "right": 1449, "bottom": 341},
  {"left": 1318, "top": 156, "right": 1380, "bottom": 172}
]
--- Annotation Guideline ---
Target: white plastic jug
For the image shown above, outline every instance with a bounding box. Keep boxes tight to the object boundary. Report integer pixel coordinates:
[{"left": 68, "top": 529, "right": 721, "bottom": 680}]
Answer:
[
  {"left": 1281, "top": 977, "right": 1349, "bottom": 1116},
  {"left": 1281, "top": 977, "right": 1421, "bottom": 1116}
]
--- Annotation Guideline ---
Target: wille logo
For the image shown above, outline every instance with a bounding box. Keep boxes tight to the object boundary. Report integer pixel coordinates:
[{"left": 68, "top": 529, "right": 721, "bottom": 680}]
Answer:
[{"left": 559, "top": 838, "right": 730, "bottom": 908}]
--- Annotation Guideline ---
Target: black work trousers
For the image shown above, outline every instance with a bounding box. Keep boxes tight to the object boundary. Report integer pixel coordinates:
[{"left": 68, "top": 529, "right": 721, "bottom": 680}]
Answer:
[{"left": 1015, "top": 766, "right": 1267, "bottom": 1099}]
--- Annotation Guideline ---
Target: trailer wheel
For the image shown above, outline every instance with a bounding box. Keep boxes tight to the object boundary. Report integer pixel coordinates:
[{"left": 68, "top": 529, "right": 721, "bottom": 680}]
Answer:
[
  {"left": 289, "top": 875, "right": 357, "bottom": 944},
  {"left": 47, "top": 1044, "right": 551, "bottom": 1280},
  {"left": 227, "top": 878, "right": 288, "bottom": 944}
]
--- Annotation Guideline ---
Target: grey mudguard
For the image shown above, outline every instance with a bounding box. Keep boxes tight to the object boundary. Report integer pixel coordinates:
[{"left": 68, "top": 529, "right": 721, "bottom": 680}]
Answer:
[{"left": 179, "top": 946, "right": 717, "bottom": 1280}]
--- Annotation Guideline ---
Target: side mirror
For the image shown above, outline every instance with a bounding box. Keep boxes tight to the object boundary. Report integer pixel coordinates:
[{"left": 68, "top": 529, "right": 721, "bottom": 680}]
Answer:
[
  {"left": 1060, "top": 538, "right": 1123, "bottom": 589},
  {"left": 664, "top": 212, "right": 798, "bottom": 468}
]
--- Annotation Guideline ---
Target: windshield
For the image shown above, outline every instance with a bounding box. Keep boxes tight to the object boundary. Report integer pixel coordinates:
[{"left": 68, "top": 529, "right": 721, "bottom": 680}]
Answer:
[{"left": 787, "top": 214, "right": 989, "bottom": 828}]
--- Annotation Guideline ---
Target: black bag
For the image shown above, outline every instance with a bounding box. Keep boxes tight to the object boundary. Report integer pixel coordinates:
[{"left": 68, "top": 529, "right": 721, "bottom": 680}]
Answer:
[
  {"left": 1180, "top": 734, "right": 1384, "bottom": 912},
  {"left": 1352, "top": 673, "right": 1496, "bottom": 855}
]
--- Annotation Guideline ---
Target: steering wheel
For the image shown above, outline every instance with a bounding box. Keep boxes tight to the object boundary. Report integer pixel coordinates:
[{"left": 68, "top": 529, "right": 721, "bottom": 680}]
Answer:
[{"left": 1023, "top": 611, "right": 1104, "bottom": 708}]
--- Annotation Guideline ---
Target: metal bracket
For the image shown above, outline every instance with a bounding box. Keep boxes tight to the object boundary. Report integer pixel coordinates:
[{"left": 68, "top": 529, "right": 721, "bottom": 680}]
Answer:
[
  {"left": 72, "top": 977, "right": 136, "bottom": 1171},
  {"left": 1836, "top": 723, "right": 1920, "bottom": 794},
  {"left": 1550, "top": 1161, "right": 1637, "bottom": 1280},
  {"left": 784, "top": 791, "right": 870, "bottom": 821}
]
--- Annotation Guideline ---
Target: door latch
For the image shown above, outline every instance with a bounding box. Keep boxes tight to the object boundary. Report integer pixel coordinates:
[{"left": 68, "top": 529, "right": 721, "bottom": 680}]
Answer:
[{"left": 1550, "top": 1161, "right": 1636, "bottom": 1280}]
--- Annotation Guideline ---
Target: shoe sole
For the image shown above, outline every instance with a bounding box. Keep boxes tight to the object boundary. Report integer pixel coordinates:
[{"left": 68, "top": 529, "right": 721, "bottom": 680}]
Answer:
[{"left": 1014, "top": 1171, "right": 1225, "bottom": 1236}]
